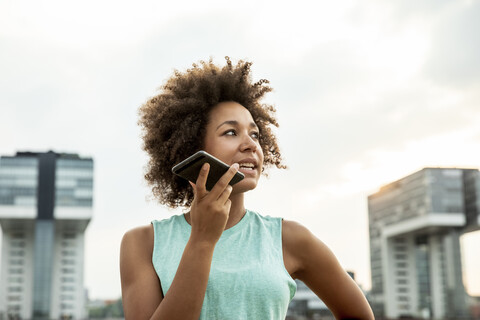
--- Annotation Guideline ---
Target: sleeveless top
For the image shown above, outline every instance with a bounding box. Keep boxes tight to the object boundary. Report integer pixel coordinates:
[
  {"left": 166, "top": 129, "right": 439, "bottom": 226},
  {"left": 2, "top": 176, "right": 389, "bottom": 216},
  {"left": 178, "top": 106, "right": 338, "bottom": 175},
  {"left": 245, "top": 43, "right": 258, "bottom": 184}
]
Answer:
[{"left": 151, "top": 209, "right": 297, "bottom": 319}]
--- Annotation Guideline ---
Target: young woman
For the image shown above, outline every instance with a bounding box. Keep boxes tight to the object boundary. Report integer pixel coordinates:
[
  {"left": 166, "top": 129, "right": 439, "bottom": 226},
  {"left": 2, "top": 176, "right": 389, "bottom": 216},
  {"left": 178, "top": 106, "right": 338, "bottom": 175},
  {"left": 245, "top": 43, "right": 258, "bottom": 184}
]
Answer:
[{"left": 120, "top": 57, "right": 374, "bottom": 320}]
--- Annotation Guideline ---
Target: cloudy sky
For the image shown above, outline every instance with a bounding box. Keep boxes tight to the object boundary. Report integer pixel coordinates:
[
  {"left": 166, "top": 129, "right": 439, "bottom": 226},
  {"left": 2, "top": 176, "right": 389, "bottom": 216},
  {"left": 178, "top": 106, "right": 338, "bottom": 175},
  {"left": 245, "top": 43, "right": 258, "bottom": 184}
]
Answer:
[{"left": 1, "top": 0, "right": 479, "bottom": 299}]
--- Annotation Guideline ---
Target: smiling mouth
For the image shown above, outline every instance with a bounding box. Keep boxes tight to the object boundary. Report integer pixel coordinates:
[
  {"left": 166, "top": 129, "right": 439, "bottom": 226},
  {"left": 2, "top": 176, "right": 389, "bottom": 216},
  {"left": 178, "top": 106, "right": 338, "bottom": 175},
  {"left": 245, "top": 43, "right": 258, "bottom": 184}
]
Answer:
[{"left": 238, "top": 163, "right": 256, "bottom": 171}]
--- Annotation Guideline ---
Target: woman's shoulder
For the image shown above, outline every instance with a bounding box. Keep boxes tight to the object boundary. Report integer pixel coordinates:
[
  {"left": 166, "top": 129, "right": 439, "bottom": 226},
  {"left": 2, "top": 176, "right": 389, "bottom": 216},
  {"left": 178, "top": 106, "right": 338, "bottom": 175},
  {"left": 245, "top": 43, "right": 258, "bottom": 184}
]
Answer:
[
  {"left": 281, "top": 219, "right": 331, "bottom": 263},
  {"left": 282, "top": 219, "right": 313, "bottom": 243},
  {"left": 121, "top": 225, "right": 154, "bottom": 259}
]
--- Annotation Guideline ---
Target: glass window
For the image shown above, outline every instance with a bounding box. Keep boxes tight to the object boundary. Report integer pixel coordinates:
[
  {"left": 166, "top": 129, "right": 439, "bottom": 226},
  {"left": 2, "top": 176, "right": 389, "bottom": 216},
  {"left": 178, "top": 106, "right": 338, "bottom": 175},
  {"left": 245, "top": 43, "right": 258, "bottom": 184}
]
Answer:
[
  {"left": 9, "top": 277, "right": 23, "bottom": 283},
  {"left": 7, "top": 296, "right": 21, "bottom": 302},
  {"left": 61, "top": 277, "right": 75, "bottom": 283},
  {"left": 10, "top": 250, "right": 24, "bottom": 257},
  {"left": 62, "top": 250, "right": 76, "bottom": 257},
  {"left": 61, "top": 303, "right": 74, "bottom": 310},
  {"left": 10, "top": 259, "right": 23, "bottom": 266},
  {"left": 61, "top": 294, "right": 75, "bottom": 301},
  {"left": 9, "top": 268, "right": 23, "bottom": 275},
  {"left": 62, "top": 259, "right": 75, "bottom": 265},
  {"left": 10, "top": 240, "right": 25, "bottom": 248},
  {"left": 61, "top": 285, "right": 75, "bottom": 292},
  {"left": 62, "top": 268, "right": 75, "bottom": 274},
  {"left": 63, "top": 233, "right": 76, "bottom": 239},
  {"left": 10, "top": 232, "right": 25, "bottom": 239}
]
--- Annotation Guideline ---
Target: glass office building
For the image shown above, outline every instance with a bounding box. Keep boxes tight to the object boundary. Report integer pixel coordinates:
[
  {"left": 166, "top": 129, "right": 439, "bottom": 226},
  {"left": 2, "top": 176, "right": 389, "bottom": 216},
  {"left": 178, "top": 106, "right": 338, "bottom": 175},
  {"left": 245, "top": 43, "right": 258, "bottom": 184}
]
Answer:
[
  {"left": 368, "top": 168, "right": 480, "bottom": 318},
  {"left": 0, "top": 151, "right": 93, "bottom": 319}
]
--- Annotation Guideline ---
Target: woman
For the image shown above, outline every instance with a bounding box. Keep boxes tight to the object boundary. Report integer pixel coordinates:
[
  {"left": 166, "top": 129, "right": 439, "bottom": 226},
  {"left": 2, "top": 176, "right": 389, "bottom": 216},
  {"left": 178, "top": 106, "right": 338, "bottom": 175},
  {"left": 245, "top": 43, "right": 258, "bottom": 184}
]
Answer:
[{"left": 120, "top": 57, "right": 374, "bottom": 320}]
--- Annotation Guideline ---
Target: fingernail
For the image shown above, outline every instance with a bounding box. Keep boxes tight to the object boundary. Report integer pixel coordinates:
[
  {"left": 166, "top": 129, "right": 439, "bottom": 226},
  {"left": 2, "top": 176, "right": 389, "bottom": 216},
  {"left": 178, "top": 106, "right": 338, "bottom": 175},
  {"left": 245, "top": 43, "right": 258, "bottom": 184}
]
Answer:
[
  {"left": 232, "top": 163, "right": 239, "bottom": 170},
  {"left": 203, "top": 163, "right": 209, "bottom": 171}
]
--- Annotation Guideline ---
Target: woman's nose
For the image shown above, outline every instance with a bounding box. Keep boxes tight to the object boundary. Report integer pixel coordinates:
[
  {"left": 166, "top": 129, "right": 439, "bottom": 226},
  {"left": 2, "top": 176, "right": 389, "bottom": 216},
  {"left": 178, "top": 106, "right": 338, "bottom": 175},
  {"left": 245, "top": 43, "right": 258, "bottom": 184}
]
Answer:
[{"left": 239, "top": 134, "right": 257, "bottom": 152}]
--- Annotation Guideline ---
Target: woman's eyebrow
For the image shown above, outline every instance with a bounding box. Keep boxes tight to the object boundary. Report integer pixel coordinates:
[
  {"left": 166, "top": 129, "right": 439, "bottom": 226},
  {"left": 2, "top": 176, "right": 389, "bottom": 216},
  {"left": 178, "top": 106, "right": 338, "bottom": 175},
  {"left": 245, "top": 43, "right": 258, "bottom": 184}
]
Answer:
[{"left": 216, "top": 121, "right": 259, "bottom": 130}]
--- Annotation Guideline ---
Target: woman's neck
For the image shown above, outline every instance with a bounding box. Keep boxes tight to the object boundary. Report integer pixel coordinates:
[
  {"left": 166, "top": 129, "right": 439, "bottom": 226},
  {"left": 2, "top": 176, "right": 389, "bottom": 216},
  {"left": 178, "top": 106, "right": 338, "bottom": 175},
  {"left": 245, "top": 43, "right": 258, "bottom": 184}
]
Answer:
[{"left": 225, "top": 192, "right": 246, "bottom": 229}]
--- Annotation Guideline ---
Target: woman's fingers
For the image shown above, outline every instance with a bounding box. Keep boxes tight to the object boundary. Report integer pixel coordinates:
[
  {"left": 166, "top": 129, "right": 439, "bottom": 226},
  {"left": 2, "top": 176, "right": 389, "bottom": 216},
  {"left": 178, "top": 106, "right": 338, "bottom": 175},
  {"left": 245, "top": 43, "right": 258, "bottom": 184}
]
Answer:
[
  {"left": 195, "top": 163, "right": 210, "bottom": 197},
  {"left": 217, "top": 185, "right": 233, "bottom": 205},
  {"left": 210, "top": 163, "right": 239, "bottom": 200}
]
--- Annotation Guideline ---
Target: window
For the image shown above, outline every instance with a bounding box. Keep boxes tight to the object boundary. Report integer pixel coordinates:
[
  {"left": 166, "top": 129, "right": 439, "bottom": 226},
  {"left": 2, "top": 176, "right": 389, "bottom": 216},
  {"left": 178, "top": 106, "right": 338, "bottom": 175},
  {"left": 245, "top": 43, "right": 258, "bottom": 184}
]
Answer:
[
  {"left": 7, "top": 296, "right": 21, "bottom": 302},
  {"left": 61, "top": 285, "right": 75, "bottom": 292},
  {"left": 9, "top": 277, "right": 23, "bottom": 284},
  {"left": 10, "top": 232, "right": 25, "bottom": 239},
  {"left": 398, "top": 303, "right": 410, "bottom": 310},
  {"left": 10, "top": 250, "right": 24, "bottom": 257},
  {"left": 10, "top": 240, "right": 25, "bottom": 248},
  {"left": 8, "top": 286, "right": 22, "bottom": 293},
  {"left": 61, "top": 303, "right": 73, "bottom": 310},
  {"left": 62, "top": 250, "right": 75, "bottom": 257},
  {"left": 62, "top": 259, "right": 75, "bottom": 266},
  {"left": 9, "top": 268, "right": 23, "bottom": 275},
  {"left": 61, "top": 277, "right": 75, "bottom": 283},
  {"left": 62, "top": 268, "right": 75, "bottom": 274},
  {"left": 7, "top": 304, "right": 21, "bottom": 312}
]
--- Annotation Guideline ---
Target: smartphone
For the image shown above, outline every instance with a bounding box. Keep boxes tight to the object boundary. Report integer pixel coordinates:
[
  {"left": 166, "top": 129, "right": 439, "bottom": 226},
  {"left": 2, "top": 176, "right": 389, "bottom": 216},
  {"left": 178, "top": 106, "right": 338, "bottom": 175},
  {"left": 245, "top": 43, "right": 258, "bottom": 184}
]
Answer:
[{"left": 172, "top": 151, "right": 244, "bottom": 191}]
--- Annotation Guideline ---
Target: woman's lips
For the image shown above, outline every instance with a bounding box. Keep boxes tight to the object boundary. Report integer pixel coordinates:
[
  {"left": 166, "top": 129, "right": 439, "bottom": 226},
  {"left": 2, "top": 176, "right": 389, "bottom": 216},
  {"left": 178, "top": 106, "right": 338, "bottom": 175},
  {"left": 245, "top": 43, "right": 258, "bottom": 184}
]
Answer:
[{"left": 238, "top": 166, "right": 257, "bottom": 175}]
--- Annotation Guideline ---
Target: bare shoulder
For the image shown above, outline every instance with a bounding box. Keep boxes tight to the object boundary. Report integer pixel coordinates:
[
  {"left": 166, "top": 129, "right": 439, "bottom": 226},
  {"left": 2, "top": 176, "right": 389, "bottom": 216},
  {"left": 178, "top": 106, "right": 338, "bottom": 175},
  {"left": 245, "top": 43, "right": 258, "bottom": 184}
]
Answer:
[
  {"left": 282, "top": 219, "right": 330, "bottom": 257},
  {"left": 120, "top": 225, "right": 155, "bottom": 278},
  {"left": 282, "top": 219, "right": 332, "bottom": 278},
  {"left": 120, "top": 225, "right": 164, "bottom": 318},
  {"left": 282, "top": 219, "right": 312, "bottom": 240},
  {"left": 121, "top": 224, "right": 154, "bottom": 250}
]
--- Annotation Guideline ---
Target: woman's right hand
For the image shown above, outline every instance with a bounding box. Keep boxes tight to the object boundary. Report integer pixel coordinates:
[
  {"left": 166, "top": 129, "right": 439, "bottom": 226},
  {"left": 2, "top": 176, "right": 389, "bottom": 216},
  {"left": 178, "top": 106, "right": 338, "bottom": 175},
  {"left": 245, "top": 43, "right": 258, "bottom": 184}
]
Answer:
[{"left": 188, "top": 162, "right": 239, "bottom": 245}]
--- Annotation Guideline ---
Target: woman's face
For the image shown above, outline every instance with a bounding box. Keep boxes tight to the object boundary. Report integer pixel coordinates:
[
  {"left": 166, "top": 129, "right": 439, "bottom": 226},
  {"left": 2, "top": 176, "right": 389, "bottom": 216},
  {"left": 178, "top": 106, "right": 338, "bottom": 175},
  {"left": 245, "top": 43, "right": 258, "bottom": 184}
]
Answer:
[{"left": 203, "top": 101, "right": 264, "bottom": 193}]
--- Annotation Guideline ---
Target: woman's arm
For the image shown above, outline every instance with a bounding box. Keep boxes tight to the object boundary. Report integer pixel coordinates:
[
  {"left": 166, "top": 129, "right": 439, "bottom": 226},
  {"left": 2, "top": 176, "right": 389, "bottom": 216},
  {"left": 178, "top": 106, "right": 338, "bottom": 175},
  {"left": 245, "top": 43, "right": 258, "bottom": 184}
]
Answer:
[
  {"left": 120, "top": 225, "right": 217, "bottom": 320},
  {"left": 120, "top": 225, "right": 162, "bottom": 319},
  {"left": 120, "top": 163, "right": 239, "bottom": 320},
  {"left": 283, "top": 220, "right": 374, "bottom": 320}
]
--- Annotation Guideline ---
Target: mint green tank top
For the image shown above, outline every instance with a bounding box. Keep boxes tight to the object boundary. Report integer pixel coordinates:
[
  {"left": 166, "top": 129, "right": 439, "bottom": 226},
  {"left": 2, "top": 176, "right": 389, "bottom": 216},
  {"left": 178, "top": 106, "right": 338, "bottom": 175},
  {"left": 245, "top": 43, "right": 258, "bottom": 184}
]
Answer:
[{"left": 151, "top": 209, "right": 297, "bottom": 319}]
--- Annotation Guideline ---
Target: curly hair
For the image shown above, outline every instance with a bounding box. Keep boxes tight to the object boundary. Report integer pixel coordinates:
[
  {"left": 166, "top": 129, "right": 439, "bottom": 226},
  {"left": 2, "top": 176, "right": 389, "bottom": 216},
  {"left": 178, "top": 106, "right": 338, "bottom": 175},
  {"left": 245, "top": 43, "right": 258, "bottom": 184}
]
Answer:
[{"left": 138, "top": 57, "right": 285, "bottom": 208}]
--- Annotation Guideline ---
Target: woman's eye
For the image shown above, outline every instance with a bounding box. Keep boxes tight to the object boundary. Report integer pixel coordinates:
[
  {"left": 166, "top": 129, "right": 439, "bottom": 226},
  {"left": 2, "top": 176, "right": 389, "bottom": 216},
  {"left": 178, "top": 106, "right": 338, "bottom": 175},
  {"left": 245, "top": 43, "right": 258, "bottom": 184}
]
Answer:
[
  {"left": 251, "top": 132, "right": 260, "bottom": 139},
  {"left": 224, "top": 129, "right": 236, "bottom": 136}
]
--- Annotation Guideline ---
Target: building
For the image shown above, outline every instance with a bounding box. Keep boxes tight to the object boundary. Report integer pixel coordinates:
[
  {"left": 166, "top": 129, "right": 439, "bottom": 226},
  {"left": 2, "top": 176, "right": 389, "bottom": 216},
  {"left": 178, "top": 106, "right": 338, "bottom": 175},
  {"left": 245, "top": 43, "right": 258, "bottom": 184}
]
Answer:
[
  {"left": 368, "top": 167, "right": 480, "bottom": 318},
  {"left": 0, "top": 151, "right": 93, "bottom": 319}
]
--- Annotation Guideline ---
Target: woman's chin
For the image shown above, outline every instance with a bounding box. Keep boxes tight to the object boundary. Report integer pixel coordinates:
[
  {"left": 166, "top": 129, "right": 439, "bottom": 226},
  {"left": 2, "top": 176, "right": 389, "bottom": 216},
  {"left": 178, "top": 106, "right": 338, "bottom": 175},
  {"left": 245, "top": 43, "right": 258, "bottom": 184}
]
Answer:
[{"left": 231, "top": 180, "right": 258, "bottom": 194}]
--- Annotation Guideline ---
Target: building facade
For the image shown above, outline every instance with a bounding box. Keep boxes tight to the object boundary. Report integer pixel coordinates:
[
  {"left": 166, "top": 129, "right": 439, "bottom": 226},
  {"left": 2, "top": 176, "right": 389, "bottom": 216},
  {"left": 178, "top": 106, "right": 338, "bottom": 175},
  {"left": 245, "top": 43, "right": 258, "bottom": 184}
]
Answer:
[
  {"left": 0, "top": 151, "right": 93, "bottom": 319},
  {"left": 368, "top": 168, "right": 480, "bottom": 318}
]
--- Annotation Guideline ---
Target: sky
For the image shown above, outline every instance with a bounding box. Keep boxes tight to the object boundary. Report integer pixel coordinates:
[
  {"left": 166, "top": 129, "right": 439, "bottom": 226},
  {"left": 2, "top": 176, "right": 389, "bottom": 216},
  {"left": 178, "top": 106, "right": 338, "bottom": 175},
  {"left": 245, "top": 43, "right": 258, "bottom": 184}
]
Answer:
[{"left": 1, "top": 0, "right": 479, "bottom": 300}]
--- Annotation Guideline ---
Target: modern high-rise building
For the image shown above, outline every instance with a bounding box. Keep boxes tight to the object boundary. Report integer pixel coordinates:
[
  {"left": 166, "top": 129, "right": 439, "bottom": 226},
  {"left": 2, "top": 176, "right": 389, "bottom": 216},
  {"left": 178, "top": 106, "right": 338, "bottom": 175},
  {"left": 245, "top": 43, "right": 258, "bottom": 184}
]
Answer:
[
  {"left": 0, "top": 151, "right": 93, "bottom": 320},
  {"left": 368, "top": 167, "right": 480, "bottom": 319}
]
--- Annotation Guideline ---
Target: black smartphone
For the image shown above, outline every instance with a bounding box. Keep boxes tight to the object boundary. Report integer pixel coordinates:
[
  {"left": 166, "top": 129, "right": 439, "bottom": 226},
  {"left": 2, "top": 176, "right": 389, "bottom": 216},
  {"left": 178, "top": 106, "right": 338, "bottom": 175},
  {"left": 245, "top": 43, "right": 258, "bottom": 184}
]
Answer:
[{"left": 172, "top": 151, "right": 244, "bottom": 191}]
